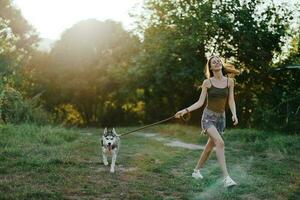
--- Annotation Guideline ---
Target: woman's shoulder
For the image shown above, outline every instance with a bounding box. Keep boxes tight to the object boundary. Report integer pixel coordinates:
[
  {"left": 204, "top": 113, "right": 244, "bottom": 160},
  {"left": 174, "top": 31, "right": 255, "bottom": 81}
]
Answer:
[{"left": 202, "top": 78, "right": 211, "bottom": 88}]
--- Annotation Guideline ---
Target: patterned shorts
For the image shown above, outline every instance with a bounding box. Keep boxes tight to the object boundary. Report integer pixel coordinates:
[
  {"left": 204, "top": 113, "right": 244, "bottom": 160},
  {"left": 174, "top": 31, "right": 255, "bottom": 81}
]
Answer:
[{"left": 201, "top": 108, "right": 226, "bottom": 134}]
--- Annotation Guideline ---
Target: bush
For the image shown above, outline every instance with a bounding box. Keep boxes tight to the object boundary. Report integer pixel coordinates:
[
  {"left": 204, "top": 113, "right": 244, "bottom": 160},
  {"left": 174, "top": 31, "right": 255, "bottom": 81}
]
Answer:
[{"left": 0, "top": 85, "right": 49, "bottom": 125}]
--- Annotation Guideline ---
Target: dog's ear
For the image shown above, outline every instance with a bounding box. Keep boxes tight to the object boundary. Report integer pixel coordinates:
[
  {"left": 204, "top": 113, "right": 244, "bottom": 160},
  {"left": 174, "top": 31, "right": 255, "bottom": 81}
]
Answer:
[
  {"left": 103, "top": 127, "right": 107, "bottom": 135},
  {"left": 112, "top": 128, "right": 119, "bottom": 137}
]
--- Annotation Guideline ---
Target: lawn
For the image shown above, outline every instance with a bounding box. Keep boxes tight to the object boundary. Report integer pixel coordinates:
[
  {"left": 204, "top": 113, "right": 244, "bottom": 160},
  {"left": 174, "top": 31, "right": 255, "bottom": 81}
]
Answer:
[{"left": 0, "top": 123, "right": 299, "bottom": 199}]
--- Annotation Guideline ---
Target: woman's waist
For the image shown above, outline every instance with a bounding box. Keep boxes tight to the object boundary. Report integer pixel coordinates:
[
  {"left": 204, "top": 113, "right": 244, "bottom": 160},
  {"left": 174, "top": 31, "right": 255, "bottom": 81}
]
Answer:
[{"left": 203, "top": 107, "right": 225, "bottom": 117}]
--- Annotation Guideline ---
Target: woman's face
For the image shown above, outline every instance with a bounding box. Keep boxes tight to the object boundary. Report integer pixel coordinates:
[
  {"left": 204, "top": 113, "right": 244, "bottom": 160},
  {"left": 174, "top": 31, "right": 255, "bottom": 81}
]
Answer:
[{"left": 210, "top": 57, "right": 223, "bottom": 71}]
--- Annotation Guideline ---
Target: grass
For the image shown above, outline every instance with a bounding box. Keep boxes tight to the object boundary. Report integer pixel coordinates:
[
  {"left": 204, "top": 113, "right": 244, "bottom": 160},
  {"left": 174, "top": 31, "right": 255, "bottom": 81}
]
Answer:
[{"left": 0, "top": 123, "right": 299, "bottom": 199}]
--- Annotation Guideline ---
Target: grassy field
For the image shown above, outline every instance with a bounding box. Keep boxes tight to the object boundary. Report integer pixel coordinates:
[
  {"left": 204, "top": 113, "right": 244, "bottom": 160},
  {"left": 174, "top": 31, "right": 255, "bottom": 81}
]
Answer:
[{"left": 0, "top": 123, "right": 299, "bottom": 199}]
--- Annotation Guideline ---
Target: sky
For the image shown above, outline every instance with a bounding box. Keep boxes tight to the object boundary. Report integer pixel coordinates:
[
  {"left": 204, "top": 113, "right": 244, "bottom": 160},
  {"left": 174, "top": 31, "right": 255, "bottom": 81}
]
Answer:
[
  {"left": 13, "top": 0, "right": 143, "bottom": 40},
  {"left": 13, "top": 0, "right": 299, "bottom": 41}
]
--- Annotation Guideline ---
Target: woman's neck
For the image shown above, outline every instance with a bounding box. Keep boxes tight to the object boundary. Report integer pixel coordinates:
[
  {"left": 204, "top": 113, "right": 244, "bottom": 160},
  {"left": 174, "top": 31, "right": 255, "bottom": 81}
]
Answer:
[{"left": 212, "top": 71, "right": 223, "bottom": 80}]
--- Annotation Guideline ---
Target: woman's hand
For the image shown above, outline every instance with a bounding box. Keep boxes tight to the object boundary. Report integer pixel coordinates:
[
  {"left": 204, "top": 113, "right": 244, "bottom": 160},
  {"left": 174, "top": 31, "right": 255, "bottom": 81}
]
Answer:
[
  {"left": 175, "top": 109, "right": 188, "bottom": 118},
  {"left": 232, "top": 115, "right": 238, "bottom": 126}
]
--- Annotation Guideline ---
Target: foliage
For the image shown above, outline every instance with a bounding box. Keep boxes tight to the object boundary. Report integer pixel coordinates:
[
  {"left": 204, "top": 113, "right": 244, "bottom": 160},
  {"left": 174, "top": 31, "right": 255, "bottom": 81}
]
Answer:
[
  {"left": 10, "top": 0, "right": 300, "bottom": 132},
  {"left": 24, "top": 19, "right": 141, "bottom": 126},
  {"left": 256, "top": 31, "right": 300, "bottom": 132},
  {"left": 0, "top": 0, "right": 38, "bottom": 84},
  {"left": 53, "top": 104, "right": 84, "bottom": 127},
  {"left": 0, "top": 85, "right": 49, "bottom": 125},
  {"left": 132, "top": 0, "right": 298, "bottom": 131},
  {"left": 0, "top": 0, "right": 50, "bottom": 126}
]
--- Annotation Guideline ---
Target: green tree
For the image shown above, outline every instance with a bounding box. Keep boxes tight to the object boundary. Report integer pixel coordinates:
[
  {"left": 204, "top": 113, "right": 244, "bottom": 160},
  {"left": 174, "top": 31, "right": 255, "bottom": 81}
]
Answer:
[
  {"left": 0, "top": 0, "right": 38, "bottom": 84},
  {"left": 207, "top": 0, "right": 294, "bottom": 127},
  {"left": 29, "top": 19, "right": 140, "bottom": 125},
  {"left": 261, "top": 29, "right": 300, "bottom": 132},
  {"left": 133, "top": 0, "right": 295, "bottom": 127},
  {"left": 0, "top": 0, "right": 48, "bottom": 125}
]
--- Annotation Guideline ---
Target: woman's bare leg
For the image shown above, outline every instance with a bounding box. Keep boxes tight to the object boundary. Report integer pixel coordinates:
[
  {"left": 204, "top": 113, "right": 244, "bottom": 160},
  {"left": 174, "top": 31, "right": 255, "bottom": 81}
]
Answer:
[
  {"left": 206, "top": 126, "right": 229, "bottom": 177},
  {"left": 195, "top": 137, "right": 214, "bottom": 170}
]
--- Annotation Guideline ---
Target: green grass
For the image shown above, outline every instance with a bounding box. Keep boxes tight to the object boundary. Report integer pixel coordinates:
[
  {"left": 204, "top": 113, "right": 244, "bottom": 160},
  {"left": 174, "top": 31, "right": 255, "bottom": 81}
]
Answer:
[{"left": 0, "top": 123, "right": 299, "bottom": 199}]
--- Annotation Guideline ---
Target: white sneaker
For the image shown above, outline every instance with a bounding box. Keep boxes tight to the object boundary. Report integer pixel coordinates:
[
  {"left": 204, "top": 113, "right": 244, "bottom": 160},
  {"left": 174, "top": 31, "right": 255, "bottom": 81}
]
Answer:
[
  {"left": 192, "top": 169, "right": 203, "bottom": 179},
  {"left": 223, "top": 176, "right": 237, "bottom": 187}
]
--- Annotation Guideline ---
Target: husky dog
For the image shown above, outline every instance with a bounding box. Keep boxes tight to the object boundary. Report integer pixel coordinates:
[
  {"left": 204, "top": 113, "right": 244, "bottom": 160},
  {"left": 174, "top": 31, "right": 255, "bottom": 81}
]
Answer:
[{"left": 101, "top": 128, "right": 120, "bottom": 173}]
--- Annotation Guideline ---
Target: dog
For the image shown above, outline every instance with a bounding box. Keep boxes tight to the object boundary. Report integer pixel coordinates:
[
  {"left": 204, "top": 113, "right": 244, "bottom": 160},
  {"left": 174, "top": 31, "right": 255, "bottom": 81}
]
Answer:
[{"left": 101, "top": 127, "right": 120, "bottom": 173}]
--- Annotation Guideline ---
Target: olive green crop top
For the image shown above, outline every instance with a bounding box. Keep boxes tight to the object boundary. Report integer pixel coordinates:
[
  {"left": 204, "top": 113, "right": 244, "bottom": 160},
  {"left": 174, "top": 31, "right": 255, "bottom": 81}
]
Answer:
[{"left": 206, "top": 78, "right": 229, "bottom": 113}]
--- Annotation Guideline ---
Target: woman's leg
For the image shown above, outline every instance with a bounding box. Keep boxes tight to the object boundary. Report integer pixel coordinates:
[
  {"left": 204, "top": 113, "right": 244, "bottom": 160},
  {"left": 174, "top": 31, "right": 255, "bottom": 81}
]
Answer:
[
  {"left": 195, "top": 137, "right": 214, "bottom": 170},
  {"left": 206, "top": 126, "right": 229, "bottom": 177}
]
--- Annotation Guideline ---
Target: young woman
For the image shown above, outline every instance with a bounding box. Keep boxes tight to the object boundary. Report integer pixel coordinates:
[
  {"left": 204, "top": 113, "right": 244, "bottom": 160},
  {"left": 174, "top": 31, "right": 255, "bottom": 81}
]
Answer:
[{"left": 175, "top": 56, "right": 239, "bottom": 187}]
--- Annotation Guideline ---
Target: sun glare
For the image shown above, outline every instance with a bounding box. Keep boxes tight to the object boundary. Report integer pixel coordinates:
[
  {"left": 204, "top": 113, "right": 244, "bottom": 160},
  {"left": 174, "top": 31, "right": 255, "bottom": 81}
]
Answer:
[{"left": 14, "top": 0, "right": 141, "bottom": 39}]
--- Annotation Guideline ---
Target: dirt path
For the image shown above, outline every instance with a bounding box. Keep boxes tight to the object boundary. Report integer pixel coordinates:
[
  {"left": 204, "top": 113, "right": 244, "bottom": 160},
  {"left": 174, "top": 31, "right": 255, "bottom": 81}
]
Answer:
[{"left": 136, "top": 132, "right": 205, "bottom": 150}]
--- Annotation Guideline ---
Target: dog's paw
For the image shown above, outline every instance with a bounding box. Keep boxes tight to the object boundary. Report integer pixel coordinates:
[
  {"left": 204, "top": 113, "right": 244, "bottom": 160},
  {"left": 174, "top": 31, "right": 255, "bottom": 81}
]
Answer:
[
  {"left": 110, "top": 168, "right": 115, "bottom": 173},
  {"left": 103, "top": 161, "right": 109, "bottom": 166}
]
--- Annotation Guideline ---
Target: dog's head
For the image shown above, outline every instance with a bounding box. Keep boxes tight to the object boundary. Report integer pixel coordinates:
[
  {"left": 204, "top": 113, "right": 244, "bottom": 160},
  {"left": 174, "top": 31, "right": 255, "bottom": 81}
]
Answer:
[{"left": 102, "top": 127, "right": 119, "bottom": 150}]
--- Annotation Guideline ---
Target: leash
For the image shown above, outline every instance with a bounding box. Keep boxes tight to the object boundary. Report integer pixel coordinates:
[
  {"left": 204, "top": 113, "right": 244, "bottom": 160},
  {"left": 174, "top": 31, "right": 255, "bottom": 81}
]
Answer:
[{"left": 118, "top": 112, "right": 191, "bottom": 137}]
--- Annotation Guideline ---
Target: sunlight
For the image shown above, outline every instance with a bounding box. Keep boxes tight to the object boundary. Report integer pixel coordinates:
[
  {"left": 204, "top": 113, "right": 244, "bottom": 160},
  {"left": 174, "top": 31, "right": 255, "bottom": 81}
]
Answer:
[{"left": 14, "top": 0, "right": 142, "bottom": 39}]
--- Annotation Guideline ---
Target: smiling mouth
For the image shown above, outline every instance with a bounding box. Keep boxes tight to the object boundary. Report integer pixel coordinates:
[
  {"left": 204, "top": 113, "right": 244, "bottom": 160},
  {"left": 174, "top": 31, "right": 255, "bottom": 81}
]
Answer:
[
  {"left": 214, "top": 64, "right": 222, "bottom": 69},
  {"left": 213, "top": 66, "right": 222, "bottom": 71}
]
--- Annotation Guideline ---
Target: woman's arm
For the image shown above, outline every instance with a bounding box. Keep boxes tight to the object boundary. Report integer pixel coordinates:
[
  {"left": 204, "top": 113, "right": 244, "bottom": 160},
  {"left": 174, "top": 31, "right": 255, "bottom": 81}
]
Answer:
[
  {"left": 186, "top": 80, "right": 209, "bottom": 112},
  {"left": 175, "top": 79, "right": 209, "bottom": 118},
  {"left": 228, "top": 78, "right": 238, "bottom": 125}
]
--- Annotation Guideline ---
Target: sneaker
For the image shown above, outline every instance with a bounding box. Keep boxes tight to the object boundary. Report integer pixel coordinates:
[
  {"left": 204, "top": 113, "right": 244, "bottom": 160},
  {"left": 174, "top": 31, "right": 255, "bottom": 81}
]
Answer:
[
  {"left": 192, "top": 169, "right": 203, "bottom": 179},
  {"left": 223, "top": 176, "right": 237, "bottom": 187}
]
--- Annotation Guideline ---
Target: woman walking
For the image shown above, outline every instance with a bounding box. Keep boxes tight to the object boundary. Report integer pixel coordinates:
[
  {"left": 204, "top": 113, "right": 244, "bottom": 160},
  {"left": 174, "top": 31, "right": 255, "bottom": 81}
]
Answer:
[{"left": 175, "top": 56, "right": 239, "bottom": 187}]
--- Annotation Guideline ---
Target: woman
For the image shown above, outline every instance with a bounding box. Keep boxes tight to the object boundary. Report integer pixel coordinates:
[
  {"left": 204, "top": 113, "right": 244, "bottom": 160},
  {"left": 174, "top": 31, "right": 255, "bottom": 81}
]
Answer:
[{"left": 175, "top": 56, "right": 239, "bottom": 187}]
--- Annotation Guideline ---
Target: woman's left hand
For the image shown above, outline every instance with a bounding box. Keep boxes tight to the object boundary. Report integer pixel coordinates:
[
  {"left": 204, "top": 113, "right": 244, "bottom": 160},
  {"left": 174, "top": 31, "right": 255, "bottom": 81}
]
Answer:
[{"left": 232, "top": 115, "right": 238, "bottom": 126}]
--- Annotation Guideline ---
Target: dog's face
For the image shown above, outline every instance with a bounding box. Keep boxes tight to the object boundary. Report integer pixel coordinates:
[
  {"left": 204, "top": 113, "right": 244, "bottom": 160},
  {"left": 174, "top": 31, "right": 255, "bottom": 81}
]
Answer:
[{"left": 102, "top": 128, "right": 118, "bottom": 151}]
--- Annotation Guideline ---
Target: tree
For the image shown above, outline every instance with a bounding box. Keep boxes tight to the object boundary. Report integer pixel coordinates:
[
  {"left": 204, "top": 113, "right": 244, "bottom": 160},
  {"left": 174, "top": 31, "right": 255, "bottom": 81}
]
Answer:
[
  {"left": 133, "top": 0, "right": 295, "bottom": 127},
  {"left": 0, "top": 0, "right": 38, "bottom": 84},
  {"left": 207, "top": 0, "right": 293, "bottom": 127},
  {"left": 28, "top": 19, "right": 140, "bottom": 125}
]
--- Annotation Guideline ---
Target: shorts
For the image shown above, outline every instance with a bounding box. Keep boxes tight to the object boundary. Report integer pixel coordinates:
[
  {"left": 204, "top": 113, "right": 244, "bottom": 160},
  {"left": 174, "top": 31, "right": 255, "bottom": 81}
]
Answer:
[{"left": 201, "top": 108, "right": 226, "bottom": 135}]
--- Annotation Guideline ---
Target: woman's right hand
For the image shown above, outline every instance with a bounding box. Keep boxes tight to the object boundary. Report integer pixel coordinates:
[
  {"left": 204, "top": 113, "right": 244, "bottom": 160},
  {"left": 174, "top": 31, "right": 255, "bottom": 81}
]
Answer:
[{"left": 174, "top": 109, "right": 188, "bottom": 118}]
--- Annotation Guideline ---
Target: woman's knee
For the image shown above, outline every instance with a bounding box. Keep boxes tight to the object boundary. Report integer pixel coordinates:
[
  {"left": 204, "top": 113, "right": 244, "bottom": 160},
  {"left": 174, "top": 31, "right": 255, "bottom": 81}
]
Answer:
[{"left": 206, "top": 126, "right": 224, "bottom": 148}]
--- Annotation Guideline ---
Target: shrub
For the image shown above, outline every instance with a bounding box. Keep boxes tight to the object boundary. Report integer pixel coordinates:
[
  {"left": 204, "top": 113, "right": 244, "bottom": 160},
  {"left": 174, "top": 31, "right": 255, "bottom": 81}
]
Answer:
[{"left": 0, "top": 85, "right": 49, "bottom": 125}]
